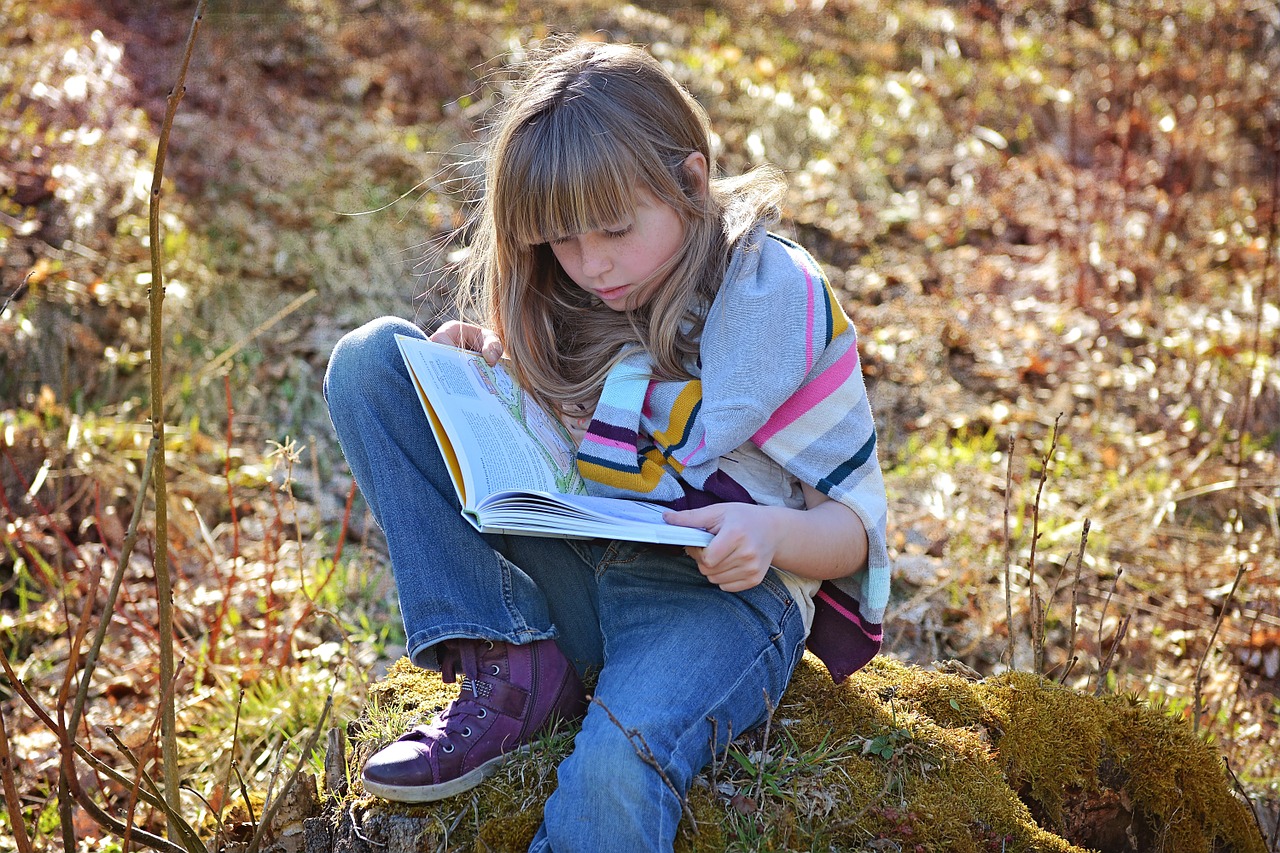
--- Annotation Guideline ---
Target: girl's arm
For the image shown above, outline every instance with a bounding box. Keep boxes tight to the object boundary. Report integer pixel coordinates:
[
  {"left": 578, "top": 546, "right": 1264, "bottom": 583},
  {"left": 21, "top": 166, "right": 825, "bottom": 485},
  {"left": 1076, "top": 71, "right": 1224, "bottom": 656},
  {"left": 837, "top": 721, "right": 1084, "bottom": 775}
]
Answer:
[{"left": 663, "top": 485, "right": 869, "bottom": 593}]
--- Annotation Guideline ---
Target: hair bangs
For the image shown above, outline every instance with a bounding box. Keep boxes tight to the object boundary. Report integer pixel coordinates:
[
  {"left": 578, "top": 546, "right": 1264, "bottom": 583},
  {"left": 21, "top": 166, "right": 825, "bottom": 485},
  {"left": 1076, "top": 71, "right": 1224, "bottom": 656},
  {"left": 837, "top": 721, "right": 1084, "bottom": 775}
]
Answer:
[{"left": 495, "top": 106, "right": 639, "bottom": 248}]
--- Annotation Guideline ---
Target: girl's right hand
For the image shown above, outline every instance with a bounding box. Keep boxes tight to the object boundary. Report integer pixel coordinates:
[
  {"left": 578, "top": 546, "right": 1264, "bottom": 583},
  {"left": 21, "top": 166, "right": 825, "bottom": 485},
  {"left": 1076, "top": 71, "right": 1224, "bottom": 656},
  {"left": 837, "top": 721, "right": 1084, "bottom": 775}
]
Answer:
[{"left": 430, "top": 321, "right": 504, "bottom": 366}]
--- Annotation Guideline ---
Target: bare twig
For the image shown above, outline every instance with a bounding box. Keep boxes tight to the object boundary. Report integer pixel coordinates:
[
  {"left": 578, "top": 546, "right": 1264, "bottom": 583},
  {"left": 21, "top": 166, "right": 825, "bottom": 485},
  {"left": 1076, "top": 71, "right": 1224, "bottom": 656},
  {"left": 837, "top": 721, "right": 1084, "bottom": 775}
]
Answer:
[
  {"left": 1003, "top": 432, "right": 1016, "bottom": 669},
  {"left": 0, "top": 271, "right": 32, "bottom": 316},
  {"left": 1062, "top": 519, "right": 1091, "bottom": 684},
  {"left": 1224, "top": 756, "right": 1270, "bottom": 850},
  {"left": 147, "top": 0, "right": 208, "bottom": 822},
  {"left": 68, "top": 439, "right": 157, "bottom": 754},
  {"left": 246, "top": 693, "right": 334, "bottom": 853},
  {"left": 215, "top": 688, "right": 247, "bottom": 838},
  {"left": 591, "top": 697, "right": 697, "bottom": 834},
  {"left": 1091, "top": 567, "right": 1124, "bottom": 694},
  {"left": 104, "top": 727, "right": 206, "bottom": 853},
  {"left": 753, "top": 690, "right": 776, "bottom": 804},
  {"left": 1095, "top": 613, "right": 1131, "bottom": 697},
  {"left": 1193, "top": 561, "right": 1248, "bottom": 735},
  {"left": 1028, "top": 415, "right": 1063, "bottom": 675},
  {"left": 0, "top": 710, "right": 35, "bottom": 853},
  {"left": 334, "top": 477, "right": 358, "bottom": 564}
]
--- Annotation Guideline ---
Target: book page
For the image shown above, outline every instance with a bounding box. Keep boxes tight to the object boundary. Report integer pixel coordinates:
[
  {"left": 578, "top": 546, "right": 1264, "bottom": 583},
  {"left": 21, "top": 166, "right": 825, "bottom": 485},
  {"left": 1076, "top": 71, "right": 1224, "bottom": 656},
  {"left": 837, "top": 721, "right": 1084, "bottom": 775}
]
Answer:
[
  {"left": 477, "top": 490, "right": 714, "bottom": 547},
  {"left": 396, "top": 335, "right": 586, "bottom": 508}
]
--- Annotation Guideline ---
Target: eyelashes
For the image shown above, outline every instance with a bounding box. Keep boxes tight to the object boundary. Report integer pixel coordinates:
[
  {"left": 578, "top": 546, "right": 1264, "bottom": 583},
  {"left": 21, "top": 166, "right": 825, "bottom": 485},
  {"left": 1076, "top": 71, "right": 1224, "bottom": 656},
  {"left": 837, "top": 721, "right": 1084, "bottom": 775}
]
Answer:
[{"left": 549, "top": 225, "right": 633, "bottom": 246}]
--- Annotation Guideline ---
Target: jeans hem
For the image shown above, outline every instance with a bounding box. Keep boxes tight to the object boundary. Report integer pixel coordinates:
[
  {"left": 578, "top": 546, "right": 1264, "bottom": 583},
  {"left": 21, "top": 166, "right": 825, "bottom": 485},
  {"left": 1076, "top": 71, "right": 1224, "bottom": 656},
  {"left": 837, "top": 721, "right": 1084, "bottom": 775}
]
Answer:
[{"left": 406, "top": 624, "right": 559, "bottom": 670}]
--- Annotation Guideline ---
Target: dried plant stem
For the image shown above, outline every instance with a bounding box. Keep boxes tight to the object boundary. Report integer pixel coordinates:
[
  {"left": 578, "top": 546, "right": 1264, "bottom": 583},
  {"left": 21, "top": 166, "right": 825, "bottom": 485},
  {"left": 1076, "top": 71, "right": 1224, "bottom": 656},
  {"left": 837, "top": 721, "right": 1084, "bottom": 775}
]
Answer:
[
  {"left": 147, "top": 0, "right": 207, "bottom": 822},
  {"left": 753, "top": 690, "right": 776, "bottom": 804},
  {"left": 104, "top": 727, "right": 205, "bottom": 853},
  {"left": 592, "top": 697, "right": 697, "bottom": 833},
  {"left": 68, "top": 439, "right": 157, "bottom": 751},
  {"left": 1028, "top": 415, "right": 1063, "bottom": 675},
  {"left": 1061, "top": 519, "right": 1090, "bottom": 685},
  {"left": 1095, "top": 613, "right": 1131, "bottom": 698},
  {"left": 333, "top": 477, "right": 358, "bottom": 564},
  {"left": 0, "top": 710, "right": 35, "bottom": 853},
  {"left": 246, "top": 693, "right": 334, "bottom": 853},
  {"left": 1003, "top": 432, "right": 1015, "bottom": 668},
  {"left": 1193, "top": 561, "right": 1247, "bottom": 735},
  {"left": 1091, "top": 568, "right": 1123, "bottom": 695}
]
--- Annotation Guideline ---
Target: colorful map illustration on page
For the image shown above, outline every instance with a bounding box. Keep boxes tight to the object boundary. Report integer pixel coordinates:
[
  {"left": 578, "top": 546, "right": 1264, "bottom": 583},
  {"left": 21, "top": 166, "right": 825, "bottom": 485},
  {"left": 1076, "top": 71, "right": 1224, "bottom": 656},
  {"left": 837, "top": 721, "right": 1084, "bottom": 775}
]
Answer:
[{"left": 468, "top": 358, "right": 587, "bottom": 496}]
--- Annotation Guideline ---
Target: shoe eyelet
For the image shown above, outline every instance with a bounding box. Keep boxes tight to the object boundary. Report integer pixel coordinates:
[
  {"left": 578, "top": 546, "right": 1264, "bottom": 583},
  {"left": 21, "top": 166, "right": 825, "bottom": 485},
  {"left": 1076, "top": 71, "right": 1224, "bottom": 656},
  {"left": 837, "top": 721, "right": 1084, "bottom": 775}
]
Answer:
[
  {"left": 476, "top": 708, "right": 487, "bottom": 719},
  {"left": 484, "top": 640, "right": 494, "bottom": 650},
  {"left": 461, "top": 727, "right": 472, "bottom": 738},
  {"left": 442, "top": 743, "right": 454, "bottom": 753},
  {"left": 490, "top": 664, "right": 500, "bottom": 675}
]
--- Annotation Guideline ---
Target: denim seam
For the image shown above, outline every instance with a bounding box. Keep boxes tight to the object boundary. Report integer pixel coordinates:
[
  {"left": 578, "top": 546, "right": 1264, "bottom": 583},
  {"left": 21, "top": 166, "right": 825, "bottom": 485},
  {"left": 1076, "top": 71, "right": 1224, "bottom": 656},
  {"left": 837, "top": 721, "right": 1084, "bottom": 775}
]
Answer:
[
  {"left": 495, "top": 551, "right": 532, "bottom": 634},
  {"left": 595, "top": 545, "right": 643, "bottom": 579}
]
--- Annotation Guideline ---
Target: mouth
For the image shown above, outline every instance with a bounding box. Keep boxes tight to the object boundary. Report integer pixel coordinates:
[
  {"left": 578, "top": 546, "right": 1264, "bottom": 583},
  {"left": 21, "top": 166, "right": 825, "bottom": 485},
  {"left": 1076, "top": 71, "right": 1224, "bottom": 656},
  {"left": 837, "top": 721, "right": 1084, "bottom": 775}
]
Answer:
[{"left": 594, "top": 284, "right": 630, "bottom": 303}]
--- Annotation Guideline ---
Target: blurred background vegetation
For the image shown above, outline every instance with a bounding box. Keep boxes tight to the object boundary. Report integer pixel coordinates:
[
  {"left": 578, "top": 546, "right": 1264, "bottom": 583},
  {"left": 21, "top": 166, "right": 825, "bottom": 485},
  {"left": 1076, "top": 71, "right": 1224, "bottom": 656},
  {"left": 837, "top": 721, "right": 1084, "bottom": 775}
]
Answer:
[{"left": 1, "top": 0, "right": 1277, "bottom": 849}]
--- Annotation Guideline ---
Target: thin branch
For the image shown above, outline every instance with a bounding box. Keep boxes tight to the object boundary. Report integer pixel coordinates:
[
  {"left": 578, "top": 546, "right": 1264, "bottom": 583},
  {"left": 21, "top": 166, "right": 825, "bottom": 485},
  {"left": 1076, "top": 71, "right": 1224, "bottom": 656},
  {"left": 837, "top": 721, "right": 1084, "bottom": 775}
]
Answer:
[
  {"left": 1028, "top": 415, "right": 1063, "bottom": 675},
  {"left": 1003, "top": 432, "right": 1016, "bottom": 669},
  {"left": 68, "top": 439, "right": 158, "bottom": 750},
  {"left": 0, "top": 271, "right": 32, "bottom": 316},
  {"left": 1095, "top": 613, "right": 1131, "bottom": 698},
  {"left": 0, "top": 710, "right": 36, "bottom": 853},
  {"left": 104, "top": 728, "right": 205, "bottom": 853},
  {"left": 147, "top": 0, "right": 208, "bottom": 822},
  {"left": 753, "top": 690, "right": 776, "bottom": 804},
  {"left": 591, "top": 697, "right": 697, "bottom": 834},
  {"left": 1193, "top": 561, "right": 1248, "bottom": 735},
  {"left": 1061, "top": 519, "right": 1090, "bottom": 685},
  {"left": 246, "top": 693, "right": 333, "bottom": 853}
]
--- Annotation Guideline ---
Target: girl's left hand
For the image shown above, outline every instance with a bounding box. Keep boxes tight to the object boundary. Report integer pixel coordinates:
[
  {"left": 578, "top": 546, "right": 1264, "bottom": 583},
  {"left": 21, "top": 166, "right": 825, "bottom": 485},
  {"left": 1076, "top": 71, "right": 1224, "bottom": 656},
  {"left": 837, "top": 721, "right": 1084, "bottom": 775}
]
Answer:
[{"left": 662, "top": 503, "right": 779, "bottom": 592}]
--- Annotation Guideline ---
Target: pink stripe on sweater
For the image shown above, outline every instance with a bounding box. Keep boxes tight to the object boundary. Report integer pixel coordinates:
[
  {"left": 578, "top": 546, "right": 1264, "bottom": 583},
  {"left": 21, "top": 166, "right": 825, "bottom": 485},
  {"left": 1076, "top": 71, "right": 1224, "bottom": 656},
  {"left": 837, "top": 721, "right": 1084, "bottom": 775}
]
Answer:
[
  {"left": 816, "top": 589, "right": 883, "bottom": 641},
  {"left": 753, "top": 343, "right": 859, "bottom": 447},
  {"left": 641, "top": 382, "right": 655, "bottom": 419},
  {"left": 677, "top": 436, "right": 706, "bottom": 466},
  {"left": 582, "top": 434, "right": 642, "bottom": 453}
]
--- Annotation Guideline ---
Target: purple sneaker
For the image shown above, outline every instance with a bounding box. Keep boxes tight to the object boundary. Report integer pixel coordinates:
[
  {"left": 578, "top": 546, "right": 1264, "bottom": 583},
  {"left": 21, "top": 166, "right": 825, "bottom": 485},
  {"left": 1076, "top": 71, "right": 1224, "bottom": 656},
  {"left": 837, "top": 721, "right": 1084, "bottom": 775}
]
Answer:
[{"left": 360, "top": 638, "right": 587, "bottom": 803}]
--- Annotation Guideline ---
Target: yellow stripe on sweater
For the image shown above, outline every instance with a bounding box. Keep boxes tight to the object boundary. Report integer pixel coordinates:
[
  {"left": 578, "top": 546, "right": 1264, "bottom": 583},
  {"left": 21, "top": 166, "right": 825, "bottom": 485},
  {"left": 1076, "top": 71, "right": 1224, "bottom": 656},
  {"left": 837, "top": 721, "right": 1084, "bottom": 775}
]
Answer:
[
  {"left": 651, "top": 381, "right": 703, "bottom": 472},
  {"left": 576, "top": 447, "right": 670, "bottom": 494}
]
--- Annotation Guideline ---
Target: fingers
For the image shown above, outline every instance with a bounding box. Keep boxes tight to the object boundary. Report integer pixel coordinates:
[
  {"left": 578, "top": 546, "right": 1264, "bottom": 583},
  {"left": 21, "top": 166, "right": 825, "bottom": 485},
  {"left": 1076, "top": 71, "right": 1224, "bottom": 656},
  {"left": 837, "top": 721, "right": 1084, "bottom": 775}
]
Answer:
[
  {"left": 430, "top": 321, "right": 504, "bottom": 365},
  {"left": 685, "top": 541, "right": 767, "bottom": 592}
]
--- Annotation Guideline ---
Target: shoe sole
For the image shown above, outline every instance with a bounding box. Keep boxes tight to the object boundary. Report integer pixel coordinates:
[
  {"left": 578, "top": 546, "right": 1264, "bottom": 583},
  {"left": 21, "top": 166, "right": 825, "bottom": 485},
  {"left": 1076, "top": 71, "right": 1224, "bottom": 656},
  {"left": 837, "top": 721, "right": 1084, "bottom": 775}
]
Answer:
[{"left": 360, "top": 750, "right": 519, "bottom": 803}]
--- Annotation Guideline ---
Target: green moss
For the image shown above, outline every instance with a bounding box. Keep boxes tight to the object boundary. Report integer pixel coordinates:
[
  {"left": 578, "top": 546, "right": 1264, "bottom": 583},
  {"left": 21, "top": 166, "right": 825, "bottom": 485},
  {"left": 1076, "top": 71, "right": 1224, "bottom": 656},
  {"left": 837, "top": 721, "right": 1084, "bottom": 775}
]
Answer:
[{"left": 335, "top": 655, "right": 1265, "bottom": 853}]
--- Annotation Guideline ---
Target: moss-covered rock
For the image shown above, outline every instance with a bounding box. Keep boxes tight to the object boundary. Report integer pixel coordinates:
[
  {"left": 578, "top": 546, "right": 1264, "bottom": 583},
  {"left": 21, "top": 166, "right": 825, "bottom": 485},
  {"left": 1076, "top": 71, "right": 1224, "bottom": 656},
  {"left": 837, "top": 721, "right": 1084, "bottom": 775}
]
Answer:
[{"left": 312, "top": 656, "right": 1265, "bottom": 853}]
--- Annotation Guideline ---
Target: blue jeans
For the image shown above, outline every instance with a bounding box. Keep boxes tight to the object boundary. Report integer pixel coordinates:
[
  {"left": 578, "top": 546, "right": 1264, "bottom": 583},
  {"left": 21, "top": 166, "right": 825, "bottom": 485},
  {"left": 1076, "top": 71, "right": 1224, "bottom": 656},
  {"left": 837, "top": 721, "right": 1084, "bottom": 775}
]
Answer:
[{"left": 324, "top": 317, "right": 808, "bottom": 853}]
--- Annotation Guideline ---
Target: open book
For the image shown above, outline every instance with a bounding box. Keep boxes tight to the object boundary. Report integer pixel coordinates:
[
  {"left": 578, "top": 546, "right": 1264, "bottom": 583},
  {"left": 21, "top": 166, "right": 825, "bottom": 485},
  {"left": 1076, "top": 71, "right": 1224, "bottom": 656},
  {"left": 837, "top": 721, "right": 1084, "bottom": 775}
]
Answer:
[{"left": 395, "top": 335, "right": 713, "bottom": 547}]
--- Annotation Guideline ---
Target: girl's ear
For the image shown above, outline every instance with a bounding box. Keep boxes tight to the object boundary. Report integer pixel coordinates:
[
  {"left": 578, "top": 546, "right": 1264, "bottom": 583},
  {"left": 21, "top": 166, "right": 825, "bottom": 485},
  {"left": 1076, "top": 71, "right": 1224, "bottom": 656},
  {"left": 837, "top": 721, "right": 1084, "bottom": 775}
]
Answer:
[{"left": 680, "top": 151, "right": 709, "bottom": 199}]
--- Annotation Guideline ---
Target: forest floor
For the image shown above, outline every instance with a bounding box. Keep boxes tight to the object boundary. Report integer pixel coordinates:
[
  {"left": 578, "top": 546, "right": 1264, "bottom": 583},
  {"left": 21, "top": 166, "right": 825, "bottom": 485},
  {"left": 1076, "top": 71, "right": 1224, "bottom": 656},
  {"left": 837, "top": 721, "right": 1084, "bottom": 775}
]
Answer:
[{"left": 1, "top": 0, "right": 1278, "bottom": 849}]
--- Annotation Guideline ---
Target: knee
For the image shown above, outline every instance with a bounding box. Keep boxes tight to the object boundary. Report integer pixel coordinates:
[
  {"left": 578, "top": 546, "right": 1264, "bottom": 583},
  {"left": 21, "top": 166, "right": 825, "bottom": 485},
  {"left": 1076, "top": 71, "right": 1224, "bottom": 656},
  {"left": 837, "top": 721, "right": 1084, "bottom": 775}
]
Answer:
[
  {"left": 560, "top": 720, "right": 656, "bottom": 802},
  {"left": 545, "top": 713, "right": 692, "bottom": 849},
  {"left": 324, "top": 316, "right": 421, "bottom": 405}
]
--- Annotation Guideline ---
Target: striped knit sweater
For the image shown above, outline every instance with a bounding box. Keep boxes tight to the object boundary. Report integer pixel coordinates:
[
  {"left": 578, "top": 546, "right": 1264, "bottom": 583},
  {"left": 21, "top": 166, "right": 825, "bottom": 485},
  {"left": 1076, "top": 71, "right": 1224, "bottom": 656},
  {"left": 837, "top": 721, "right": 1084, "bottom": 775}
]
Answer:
[{"left": 576, "top": 227, "right": 890, "bottom": 682}]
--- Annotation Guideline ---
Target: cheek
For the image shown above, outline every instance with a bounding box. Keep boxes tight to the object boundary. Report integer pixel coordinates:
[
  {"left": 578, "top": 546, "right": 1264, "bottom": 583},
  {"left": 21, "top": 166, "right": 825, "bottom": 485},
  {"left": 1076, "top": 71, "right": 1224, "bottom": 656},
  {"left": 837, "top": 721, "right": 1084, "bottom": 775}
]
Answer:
[{"left": 548, "top": 244, "right": 577, "bottom": 274}]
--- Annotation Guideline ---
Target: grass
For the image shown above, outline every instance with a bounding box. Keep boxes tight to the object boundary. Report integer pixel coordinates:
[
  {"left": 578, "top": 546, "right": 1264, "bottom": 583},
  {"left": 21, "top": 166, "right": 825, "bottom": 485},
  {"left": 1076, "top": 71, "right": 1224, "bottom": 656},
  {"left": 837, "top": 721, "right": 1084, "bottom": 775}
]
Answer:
[{"left": 2, "top": 0, "right": 1278, "bottom": 849}]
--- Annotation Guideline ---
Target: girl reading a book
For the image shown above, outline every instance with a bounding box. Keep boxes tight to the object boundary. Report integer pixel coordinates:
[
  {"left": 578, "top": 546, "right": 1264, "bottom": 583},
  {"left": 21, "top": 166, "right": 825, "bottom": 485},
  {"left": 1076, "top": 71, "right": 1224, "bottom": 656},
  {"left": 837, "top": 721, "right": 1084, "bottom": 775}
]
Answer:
[{"left": 324, "top": 39, "right": 889, "bottom": 853}]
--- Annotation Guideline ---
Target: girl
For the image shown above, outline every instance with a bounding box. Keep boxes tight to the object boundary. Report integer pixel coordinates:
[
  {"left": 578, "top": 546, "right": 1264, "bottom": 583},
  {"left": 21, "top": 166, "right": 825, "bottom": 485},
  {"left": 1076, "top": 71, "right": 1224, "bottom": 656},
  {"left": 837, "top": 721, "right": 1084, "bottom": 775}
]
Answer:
[{"left": 324, "top": 40, "right": 889, "bottom": 853}]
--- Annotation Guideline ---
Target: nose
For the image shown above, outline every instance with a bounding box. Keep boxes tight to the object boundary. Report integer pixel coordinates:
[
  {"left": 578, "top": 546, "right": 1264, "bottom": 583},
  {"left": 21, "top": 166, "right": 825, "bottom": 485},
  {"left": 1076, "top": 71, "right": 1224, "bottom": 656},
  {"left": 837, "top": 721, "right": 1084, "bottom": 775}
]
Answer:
[{"left": 579, "top": 237, "right": 612, "bottom": 278}]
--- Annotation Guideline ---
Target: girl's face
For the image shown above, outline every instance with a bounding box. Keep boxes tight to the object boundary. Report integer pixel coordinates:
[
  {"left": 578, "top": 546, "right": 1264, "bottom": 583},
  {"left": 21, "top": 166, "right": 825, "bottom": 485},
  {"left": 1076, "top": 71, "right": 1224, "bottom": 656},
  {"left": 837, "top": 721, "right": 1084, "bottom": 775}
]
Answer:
[{"left": 547, "top": 190, "right": 685, "bottom": 312}]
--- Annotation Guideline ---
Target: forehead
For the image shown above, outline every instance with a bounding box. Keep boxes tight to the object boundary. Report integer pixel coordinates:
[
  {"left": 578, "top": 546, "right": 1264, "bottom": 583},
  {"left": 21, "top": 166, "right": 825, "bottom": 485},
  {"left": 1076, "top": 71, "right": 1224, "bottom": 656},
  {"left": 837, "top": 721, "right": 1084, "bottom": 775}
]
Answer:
[{"left": 496, "top": 111, "right": 646, "bottom": 245}]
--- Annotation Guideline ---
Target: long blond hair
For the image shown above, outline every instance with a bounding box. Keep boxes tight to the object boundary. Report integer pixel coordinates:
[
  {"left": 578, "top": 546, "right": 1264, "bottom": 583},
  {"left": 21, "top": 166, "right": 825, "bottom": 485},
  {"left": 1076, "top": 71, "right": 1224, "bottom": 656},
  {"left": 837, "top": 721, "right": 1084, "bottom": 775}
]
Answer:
[{"left": 458, "top": 40, "right": 783, "bottom": 415}]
